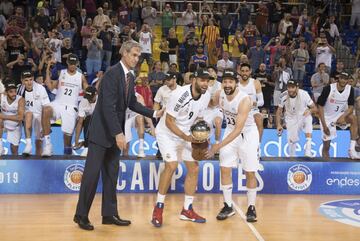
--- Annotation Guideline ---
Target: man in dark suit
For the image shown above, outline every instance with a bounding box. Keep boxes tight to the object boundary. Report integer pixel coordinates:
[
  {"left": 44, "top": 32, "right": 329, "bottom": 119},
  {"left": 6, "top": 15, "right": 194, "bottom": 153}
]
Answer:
[{"left": 74, "top": 40, "right": 163, "bottom": 231}]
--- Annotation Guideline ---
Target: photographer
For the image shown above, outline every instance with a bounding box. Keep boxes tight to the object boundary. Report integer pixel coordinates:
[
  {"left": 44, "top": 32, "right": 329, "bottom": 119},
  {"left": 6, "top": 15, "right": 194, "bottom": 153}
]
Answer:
[
  {"left": 1, "top": 33, "right": 29, "bottom": 63},
  {"left": 312, "top": 34, "right": 335, "bottom": 74},
  {"left": 86, "top": 28, "right": 103, "bottom": 75},
  {"left": 6, "top": 54, "right": 37, "bottom": 86},
  {"left": 137, "top": 23, "right": 154, "bottom": 67},
  {"left": 99, "top": 21, "right": 114, "bottom": 71}
]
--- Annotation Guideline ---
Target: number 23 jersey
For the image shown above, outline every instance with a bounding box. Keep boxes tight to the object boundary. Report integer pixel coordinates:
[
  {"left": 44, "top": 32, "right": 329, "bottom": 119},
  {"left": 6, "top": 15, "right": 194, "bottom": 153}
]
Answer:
[
  {"left": 219, "top": 89, "right": 256, "bottom": 130},
  {"left": 156, "top": 85, "right": 211, "bottom": 139}
]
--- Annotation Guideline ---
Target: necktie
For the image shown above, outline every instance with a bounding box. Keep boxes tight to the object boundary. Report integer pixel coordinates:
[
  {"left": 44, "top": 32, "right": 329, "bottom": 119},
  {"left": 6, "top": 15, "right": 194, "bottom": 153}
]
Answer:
[{"left": 125, "top": 72, "right": 132, "bottom": 101}]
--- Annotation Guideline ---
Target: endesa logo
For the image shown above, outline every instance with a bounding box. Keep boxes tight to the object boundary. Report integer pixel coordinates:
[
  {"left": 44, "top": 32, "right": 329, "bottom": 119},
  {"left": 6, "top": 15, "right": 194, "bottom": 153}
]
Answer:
[{"left": 326, "top": 177, "right": 360, "bottom": 188}]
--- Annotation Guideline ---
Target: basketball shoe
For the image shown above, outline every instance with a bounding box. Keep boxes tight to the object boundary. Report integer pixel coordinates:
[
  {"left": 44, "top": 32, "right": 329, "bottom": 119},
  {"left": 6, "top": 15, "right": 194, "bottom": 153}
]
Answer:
[
  {"left": 180, "top": 204, "right": 206, "bottom": 223},
  {"left": 246, "top": 205, "right": 257, "bottom": 222},
  {"left": 216, "top": 203, "right": 235, "bottom": 220},
  {"left": 151, "top": 202, "right": 164, "bottom": 227}
]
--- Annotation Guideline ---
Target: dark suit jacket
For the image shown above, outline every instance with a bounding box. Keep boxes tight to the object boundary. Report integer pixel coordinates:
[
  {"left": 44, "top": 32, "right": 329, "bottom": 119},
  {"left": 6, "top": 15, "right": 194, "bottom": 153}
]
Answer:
[{"left": 88, "top": 62, "right": 154, "bottom": 148}]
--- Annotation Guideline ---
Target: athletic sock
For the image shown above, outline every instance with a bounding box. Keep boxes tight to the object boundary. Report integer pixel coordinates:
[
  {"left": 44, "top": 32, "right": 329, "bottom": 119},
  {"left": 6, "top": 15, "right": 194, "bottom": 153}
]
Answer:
[
  {"left": 222, "top": 184, "right": 233, "bottom": 207},
  {"left": 43, "top": 135, "right": 50, "bottom": 144},
  {"left": 184, "top": 195, "right": 194, "bottom": 210},
  {"left": 139, "top": 139, "right": 144, "bottom": 149},
  {"left": 350, "top": 140, "right": 356, "bottom": 150},
  {"left": 26, "top": 138, "right": 31, "bottom": 144},
  {"left": 156, "top": 192, "right": 166, "bottom": 204},
  {"left": 247, "top": 188, "right": 257, "bottom": 207}
]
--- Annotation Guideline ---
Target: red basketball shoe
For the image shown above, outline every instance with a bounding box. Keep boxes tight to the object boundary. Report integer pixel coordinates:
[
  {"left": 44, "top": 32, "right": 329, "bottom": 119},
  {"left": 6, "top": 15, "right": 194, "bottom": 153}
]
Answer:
[
  {"left": 179, "top": 204, "right": 206, "bottom": 223},
  {"left": 151, "top": 202, "right": 164, "bottom": 227}
]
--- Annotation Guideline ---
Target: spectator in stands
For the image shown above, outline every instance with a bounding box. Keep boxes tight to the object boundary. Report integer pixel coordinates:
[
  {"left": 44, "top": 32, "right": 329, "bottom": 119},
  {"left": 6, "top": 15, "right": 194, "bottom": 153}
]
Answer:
[
  {"left": 80, "top": 18, "right": 92, "bottom": 69},
  {"left": 0, "top": 0, "right": 14, "bottom": 18},
  {"left": 137, "top": 23, "right": 154, "bottom": 67},
  {"left": 161, "top": 3, "right": 175, "bottom": 38},
  {"left": 326, "top": 16, "right": 340, "bottom": 44},
  {"left": 235, "top": 1, "right": 251, "bottom": 31},
  {"left": 330, "top": 61, "right": 345, "bottom": 83},
  {"left": 296, "top": 8, "right": 309, "bottom": 36},
  {"left": 61, "top": 38, "right": 74, "bottom": 67},
  {"left": 30, "top": 21, "right": 45, "bottom": 44},
  {"left": 351, "top": 0, "right": 360, "bottom": 30},
  {"left": 76, "top": 9, "right": 88, "bottom": 28},
  {"left": 86, "top": 28, "right": 103, "bottom": 75},
  {"left": 93, "top": 7, "right": 111, "bottom": 29},
  {"left": 148, "top": 61, "right": 166, "bottom": 98},
  {"left": 4, "top": 18, "right": 24, "bottom": 37},
  {"left": 248, "top": 38, "right": 265, "bottom": 72},
  {"left": 45, "top": 28, "right": 63, "bottom": 65},
  {"left": 267, "top": 0, "right": 283, "bottom": 37},
  {"left": 110, "top": 14, "right": 121, "bottom": 65},
  {"left": 2, "top": 33, "right": 29, "bottom": 63},
  {"left": 102, "top": 1, "right": 112, "bottom": 16},
  {"left": 118, "top": 0, "right": 130, "bottom": 31},
  {"left": 135, "top": 74, "right": 154, "bottom": 109},
  {"left": 183, "top": 34, "right": 198, "bottom": 71},
  {"left": 217, "top": 51, "right": 234, "bottom": 79},
  {"left": 255, "top": 1, "right": 268, "bottom": 35},
  {"left": 34, "top": 7, "right": 51, "bottom": 32},
  {"left": 99, "top": 21, "right": 114, "bottom": 71},
  {"left": 154, "top": 72, "right": 179, "bottom": 112},
  {"left": 130, "top": 0, "right": 143, "bottom": 31},
  {"left": 168, "top": 63, "right": 183, "bottom": 86},
  {"left": 292, "top": 39, "right": 309, "bottom": 86},
  {"left": 55, "top": 2, "right": 70, "bottom": 23},
  {"left": 182, "top": 3, "right": 197, "bottom": 33},
  {"left": 167, "top": 28, "right": 179, "bottom": 65},
  {"left": 7, "top": 54, "right": 37, "bottom": 86},
  {"left": 272, "top": 57, "right": 292, "bottom": 107},
  {"left": 278, "top": 13, "right": 293, "bottom": 43},
  {"left": 142, "top": 0, "right": 157, "bottom": 28},
  {"left": 8, "top": 6, "right": 26, "bottom": 29},
  {"left": 159, "top": 35, "right": 169, "bottom": 72},
  {"left": 202, "top": 18, "right": 220, "bottom": 66},
  {"left": 230, "top": 29, "right": 247, "bottom": 65},
  {"left": 59, "top": 19, "right": 76, "bottom": 40},
  {"left": 243, "top": 21, "right": 260, "bottom": 48},
  {"left": 265, "top": 36, "right": 286, "bottom": 67},
  {"left": 312, "top": 35, "right": 335, "bottom": 73},
  {"left": 311, "top": 62, "right": 329, "bottom": 102},
  {"left": 184, "top": 64, "right": 196, "bottom": 85},
  {"left": 217, "top": 5, "right": 232, "bottom": 46},
  {"left": 254, "top": 63, "right": 274, "bottom": 115},
  {"left": 189, "top": 44, "right": 208, "bottom": 70}
]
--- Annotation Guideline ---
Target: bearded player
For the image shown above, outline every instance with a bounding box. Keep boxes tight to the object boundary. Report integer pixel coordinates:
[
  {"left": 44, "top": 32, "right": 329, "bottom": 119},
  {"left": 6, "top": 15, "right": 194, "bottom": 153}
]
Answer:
[
  {"left": 276, "top": 79, "right": 317, "bottom": 157},
  {"left": 151, "top": 69, "right": 211, "bottom": 227},
  {"left": 206, "top": 67, "right": 259, "bottom": 222}
]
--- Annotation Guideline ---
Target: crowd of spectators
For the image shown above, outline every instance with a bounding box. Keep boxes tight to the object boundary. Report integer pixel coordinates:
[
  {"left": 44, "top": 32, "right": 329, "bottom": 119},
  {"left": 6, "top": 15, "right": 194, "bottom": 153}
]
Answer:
[{"left": 0, "top": 0, "right": 359, "bottom": 130}]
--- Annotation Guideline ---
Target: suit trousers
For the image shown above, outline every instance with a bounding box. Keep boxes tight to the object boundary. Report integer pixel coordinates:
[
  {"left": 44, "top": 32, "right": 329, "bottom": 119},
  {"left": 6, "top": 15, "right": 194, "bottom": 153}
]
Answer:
[{"left": 75, "top": 141, "right": 121, "bottom": 217}]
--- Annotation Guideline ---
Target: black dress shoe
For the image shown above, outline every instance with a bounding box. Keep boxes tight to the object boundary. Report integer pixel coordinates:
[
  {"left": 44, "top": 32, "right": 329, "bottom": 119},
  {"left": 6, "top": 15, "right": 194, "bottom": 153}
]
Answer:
[
  {"left": 102, "top": 215, "right": 131, "bottom": 226},
  {"left": 73, "top": 215, "right": 94, "bottom": 230}
]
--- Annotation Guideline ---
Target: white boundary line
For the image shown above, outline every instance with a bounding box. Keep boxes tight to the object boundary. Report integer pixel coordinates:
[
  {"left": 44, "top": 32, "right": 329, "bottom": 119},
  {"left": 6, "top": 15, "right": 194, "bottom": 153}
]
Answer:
[{"left": 232, "top": 203, "right": 265, "bottom": 241}]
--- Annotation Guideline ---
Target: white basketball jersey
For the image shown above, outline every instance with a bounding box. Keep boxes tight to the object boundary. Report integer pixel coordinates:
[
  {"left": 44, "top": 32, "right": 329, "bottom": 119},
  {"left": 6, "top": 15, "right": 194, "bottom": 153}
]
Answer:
[
  {"left": 125, "top": 93, "right": 140, "bottom": 120},
  {"left": 157, "top": 85, "right": 211, "bottom": 138},
  {"left": 238, "top": 78, "right": 257, "bottom": 103},
  {"left": 1, "top": 94, "right": 21, "bottom": 130},
  {"left": 324, "top": 83, "right": 351, "bottom": 119},
  {"left": 279, "top": 89, "right": 314, "bottom": 122},
  {"left": 206, "top": 80, "right": 222, "bottom": 111},
  {"left": 219, "top": 89, "right": 256, "bottom": 130},
  {"left": 23, "top": 82, "right": 50, "bottom": 115},
  {"left": 55, "top": 69, "right": 82, "bottom": 107}
]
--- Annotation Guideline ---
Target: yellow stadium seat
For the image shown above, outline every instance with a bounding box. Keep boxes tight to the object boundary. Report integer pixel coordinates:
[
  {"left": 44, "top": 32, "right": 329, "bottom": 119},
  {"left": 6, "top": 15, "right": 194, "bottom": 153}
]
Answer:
[
  {"left": 223, "top": 44, "right": 228, "bottom": 52},
  {"left": 228, "top": 35, "right": 234, "bottom": 43}
]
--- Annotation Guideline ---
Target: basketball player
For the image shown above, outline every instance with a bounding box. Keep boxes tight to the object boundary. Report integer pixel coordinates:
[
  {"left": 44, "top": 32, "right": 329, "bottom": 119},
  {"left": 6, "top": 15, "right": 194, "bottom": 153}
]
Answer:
[
  {"left": 206, "top": 67, "right": 259, "bottom": 222},
  {"left": 237, "top": 63, "right": 264, "bottom": 154},
  {"left": 73, "top": 86, "right": 97, "bottom": 157},
  {"left": 203, "top": 66, "right": 223, "bottom": 151},
  {"left": 124, "top": 93, "right": 149, "bottom": 158},
  {"left": 276, "top": 79, "right": 317, "bottom": 157},
  {"left": 151, "top": 69, "right": 211, "bottom": 227},
  {"left": 0, "top": 81, "right": 25, "bottom": 155},
  {"left": 317, "top": 72, "right": 360, "bottom": 159},
  {"left": 18, "top": 71, "right": 50, "bottom": 156},
  {"left": 42, "top": 54, "right": 88, "bottom": 156}
]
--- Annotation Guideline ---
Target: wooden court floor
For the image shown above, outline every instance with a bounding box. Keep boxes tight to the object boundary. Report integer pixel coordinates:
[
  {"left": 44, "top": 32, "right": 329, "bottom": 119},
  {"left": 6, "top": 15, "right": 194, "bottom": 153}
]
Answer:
[{"left": 0, "top": 194, "right": 359, "bottom": 241}]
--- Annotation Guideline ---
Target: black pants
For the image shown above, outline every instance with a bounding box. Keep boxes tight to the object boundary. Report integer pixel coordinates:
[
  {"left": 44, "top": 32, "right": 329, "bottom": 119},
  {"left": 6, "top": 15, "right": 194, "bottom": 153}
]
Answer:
[
  {"left": 220, "top": 28, "right": 230, "bottom": 45},
  {"left": 75, "top": 142, "right": 121, "bottom": 217},
  {"left": 83, "top": 115, "right": 91, "bottom": 148}
]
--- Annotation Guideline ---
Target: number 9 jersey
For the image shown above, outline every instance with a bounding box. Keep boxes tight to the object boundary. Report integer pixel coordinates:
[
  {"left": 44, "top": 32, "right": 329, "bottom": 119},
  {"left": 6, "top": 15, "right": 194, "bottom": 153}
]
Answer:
[{"left": 156, "top": 85, "right": 211, "bottom": 140}]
